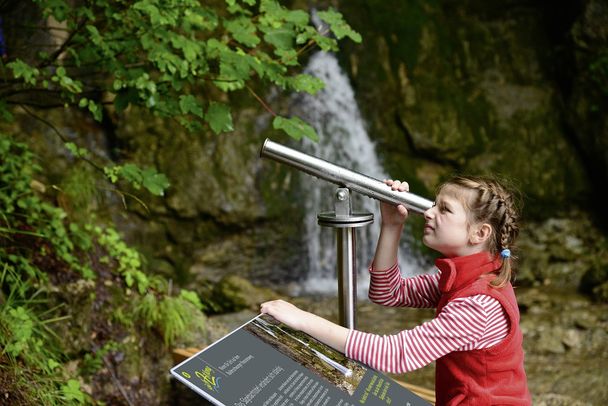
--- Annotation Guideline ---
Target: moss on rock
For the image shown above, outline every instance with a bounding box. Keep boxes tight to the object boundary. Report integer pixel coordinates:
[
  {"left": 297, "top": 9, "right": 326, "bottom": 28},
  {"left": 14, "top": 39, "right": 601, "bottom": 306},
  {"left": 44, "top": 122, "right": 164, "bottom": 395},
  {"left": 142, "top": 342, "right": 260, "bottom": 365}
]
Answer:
[{"left": 211, "top": 274, "right": 279, "bottom": 313}]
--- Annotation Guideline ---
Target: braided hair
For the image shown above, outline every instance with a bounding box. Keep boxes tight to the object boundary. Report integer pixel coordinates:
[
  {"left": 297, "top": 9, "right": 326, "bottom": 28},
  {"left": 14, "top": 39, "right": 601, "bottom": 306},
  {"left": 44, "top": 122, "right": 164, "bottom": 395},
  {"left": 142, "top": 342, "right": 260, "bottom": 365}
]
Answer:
[{"left": 438, "top": 175, "right": 521, "bottom": 288}]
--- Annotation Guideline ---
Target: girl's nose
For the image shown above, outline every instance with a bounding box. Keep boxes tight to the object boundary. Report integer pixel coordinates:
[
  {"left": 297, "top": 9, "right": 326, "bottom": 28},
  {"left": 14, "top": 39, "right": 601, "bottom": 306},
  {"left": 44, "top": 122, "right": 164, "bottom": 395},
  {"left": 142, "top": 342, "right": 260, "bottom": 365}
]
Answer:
[{"left": 425, "top": 201, "right": 438, "bottom": 219}]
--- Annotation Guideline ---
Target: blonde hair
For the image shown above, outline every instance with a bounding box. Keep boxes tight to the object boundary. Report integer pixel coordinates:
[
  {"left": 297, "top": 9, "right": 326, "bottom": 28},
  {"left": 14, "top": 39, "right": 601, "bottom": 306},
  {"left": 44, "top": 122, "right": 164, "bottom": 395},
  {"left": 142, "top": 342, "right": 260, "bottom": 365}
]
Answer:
[{"left": 439, "top": 175, "right": 521, "bottom": 288}]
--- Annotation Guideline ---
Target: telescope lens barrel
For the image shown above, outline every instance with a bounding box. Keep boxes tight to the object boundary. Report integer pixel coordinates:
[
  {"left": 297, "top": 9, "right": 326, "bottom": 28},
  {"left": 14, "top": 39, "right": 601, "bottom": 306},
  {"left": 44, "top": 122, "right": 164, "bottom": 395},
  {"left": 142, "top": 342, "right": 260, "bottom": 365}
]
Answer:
[{"left": 260, "top": 139, "right": 434, "bottom": 215}]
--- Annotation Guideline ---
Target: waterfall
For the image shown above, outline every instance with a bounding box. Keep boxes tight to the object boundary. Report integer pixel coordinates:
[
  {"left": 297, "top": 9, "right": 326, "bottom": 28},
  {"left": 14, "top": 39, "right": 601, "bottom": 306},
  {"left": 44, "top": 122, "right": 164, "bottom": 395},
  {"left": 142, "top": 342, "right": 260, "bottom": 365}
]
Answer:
[{"left": 289, "top": 52, "right": 424, "bottom": 296}]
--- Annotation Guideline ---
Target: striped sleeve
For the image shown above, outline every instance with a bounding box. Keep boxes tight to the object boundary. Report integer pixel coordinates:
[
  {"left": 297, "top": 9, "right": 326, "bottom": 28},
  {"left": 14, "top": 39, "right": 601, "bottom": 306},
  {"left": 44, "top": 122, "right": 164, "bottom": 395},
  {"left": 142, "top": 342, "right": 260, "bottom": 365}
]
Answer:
[
  {"left": 345, "top": 294, "right": 509, "bottom": 374},
  {"left": 368, "top": 263, "right": 441, "bottom": 308}
]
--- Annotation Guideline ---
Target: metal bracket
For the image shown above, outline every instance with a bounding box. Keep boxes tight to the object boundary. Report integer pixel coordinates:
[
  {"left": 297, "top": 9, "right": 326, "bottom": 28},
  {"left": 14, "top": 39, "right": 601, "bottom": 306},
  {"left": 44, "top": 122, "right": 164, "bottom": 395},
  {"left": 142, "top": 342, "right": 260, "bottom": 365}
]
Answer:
[{"left": 317, "top": 188, "right": 373, "bottom": 228}]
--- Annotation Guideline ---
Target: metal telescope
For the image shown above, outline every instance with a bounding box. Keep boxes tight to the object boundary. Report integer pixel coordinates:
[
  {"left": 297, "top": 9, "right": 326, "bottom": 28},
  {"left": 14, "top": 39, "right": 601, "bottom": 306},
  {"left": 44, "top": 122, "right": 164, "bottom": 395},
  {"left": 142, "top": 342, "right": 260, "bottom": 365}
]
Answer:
[
  {"left": 259, "top": 139, "right": 434, "bottom": 330},
  {"left": 259, "top": 139, "right": 434, "bottom": 214}
]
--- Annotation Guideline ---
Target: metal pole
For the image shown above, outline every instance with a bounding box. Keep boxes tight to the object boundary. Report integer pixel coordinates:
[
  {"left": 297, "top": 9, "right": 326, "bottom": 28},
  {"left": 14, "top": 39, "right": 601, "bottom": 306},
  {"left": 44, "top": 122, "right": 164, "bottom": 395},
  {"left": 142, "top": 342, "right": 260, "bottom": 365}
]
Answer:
[{"left": 336, "top": 228, "right": 357, "bottom": 329}]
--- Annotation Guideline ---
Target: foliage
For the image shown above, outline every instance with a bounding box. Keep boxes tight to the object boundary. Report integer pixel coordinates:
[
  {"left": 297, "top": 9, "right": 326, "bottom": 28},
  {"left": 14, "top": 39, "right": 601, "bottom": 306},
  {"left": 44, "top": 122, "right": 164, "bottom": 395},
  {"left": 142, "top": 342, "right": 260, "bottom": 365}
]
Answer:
[
  {"left": 0, "top": 264, "right": 89, "bottom": 405},
  {"left": 0, "top": 136, "right": 206, "bottom": 403},
  {"left": 0, "top": 137, "right": 94, "bottom": 280},
  {"left": 1, "top": 0, "right": 360, "bottom": 195},
  {"left": 80, "top": 341, "right": 118, "bottom": 376},
  {"left": 0, "top": 1, "right": 361, "bottom": 402},
  {"left": 135, "top": 289, "right": 204, "bottom": 345}
]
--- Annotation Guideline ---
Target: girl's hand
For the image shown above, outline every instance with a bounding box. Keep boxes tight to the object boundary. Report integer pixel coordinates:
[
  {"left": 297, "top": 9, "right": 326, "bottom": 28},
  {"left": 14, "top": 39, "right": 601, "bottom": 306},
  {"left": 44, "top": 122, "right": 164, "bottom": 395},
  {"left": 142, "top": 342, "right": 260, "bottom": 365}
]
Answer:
[
  {"left": 261, "top": 300, "right": 350, "bottom": 353},
  {"left": 381, "top": 179, "right": 409, "bottom": 227},
  {"left": 260, "top": 300, "right": 308, "bottom": 331}
]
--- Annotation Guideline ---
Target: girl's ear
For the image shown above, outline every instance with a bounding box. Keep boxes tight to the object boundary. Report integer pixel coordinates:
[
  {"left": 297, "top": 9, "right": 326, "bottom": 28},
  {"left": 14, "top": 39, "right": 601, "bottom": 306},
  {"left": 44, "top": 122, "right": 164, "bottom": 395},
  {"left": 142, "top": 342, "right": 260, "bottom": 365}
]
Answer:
[{"left": 470, "top": 223, "right": 492, "bottom": 246}]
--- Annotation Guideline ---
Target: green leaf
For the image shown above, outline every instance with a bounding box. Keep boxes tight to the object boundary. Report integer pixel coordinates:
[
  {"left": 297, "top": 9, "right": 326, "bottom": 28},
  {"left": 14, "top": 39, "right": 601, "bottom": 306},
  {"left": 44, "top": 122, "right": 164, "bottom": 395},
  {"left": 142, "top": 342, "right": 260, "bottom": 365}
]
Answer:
[
  {"left": 104, "top": 166, "right": 120, "bottom": 183},
  {"left": 177, "top": 116, "right": 205, "bottom": 132},
  {"left": 125, "top": 272, "right": 134, "bottom": 287},
  {"left": 61, "top": 379, "right": 85, "bottom": 403},
  {"left": 272, "top": 116, "right": 318, "bottom": 141},
  {"left": 262, "top": 27, "right": 294, "bottom": 50},
  {"left": 179, "top": 289, "right": 203, "bottom": 310},
  {"left": 0, "top": 101, "right": 14, "bottom": 122},
  {"left": 119, "top": 164, "right": 143, "bottom": 187},
  {"left": 225, "top": 17, "right": 260, "bottom": 47},
  {"left": 114, "top": 164, "right": 170, "bottom": 196},
  {"left": 47, "top": 359, "right": 61, "bottom": 371},
  {"left": 7, "top": 59, "right": 40, "bottom": 86},
  {"left": 168, "top": 33, "right": 202, "bottom": 63},
  {"left": 284, "top": 9, "right": 309, "bottom": 26},
  {"left": 206, "top": 103, "right": 233, "bottom": 134},
  {"left": 65, "top": 142, "right": 90, "bottom": 158},
  {"left": 87, "top": 100, "right": 103, "bottom": 121},
  {"left": 218, "top": 49, "right": 253, "bottom": 84},
  {"left": 275, "top": 49, "right": 298, "bottom": 66},
  {"left": 317, "top": 8, "right": 362, "bottom": 43},
  {"left": 141, "top": 168, "right": 170, "bottom": 196},
  {"left": 290, "top": 74, "right": 325, "bottom": 95},
  {"left": 179, "top": 95, "right": 204, "bottom": 118}
]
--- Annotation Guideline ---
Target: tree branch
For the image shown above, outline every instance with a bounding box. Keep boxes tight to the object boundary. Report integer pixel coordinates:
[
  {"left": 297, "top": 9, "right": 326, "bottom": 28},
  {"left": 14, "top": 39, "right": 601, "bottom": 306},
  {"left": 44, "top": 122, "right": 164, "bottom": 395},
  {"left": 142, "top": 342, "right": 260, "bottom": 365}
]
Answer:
[
  {"left": 38, "top": 18, "right": 87, "bottom": 70},
  {"left": 246, "top": 84, "right": 276, "bottom": 116},
  {"left": 19, "top": 104, "right": 106, "bottom": 173}
]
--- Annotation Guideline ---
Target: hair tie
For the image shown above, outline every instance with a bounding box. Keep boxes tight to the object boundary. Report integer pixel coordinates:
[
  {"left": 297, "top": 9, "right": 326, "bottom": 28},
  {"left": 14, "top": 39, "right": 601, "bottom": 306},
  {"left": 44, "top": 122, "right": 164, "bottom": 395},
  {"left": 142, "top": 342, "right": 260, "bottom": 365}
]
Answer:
[{"left": 500, "top": 248, "right": 511, "bottom": 259}]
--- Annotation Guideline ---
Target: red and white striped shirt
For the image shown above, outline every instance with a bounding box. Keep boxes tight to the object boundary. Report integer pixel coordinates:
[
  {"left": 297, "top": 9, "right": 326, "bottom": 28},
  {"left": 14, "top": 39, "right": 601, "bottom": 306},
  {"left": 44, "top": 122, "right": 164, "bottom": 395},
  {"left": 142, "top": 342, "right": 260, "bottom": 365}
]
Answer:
[{"left": 344, "top": 263, "right": 509, "bottom": 374}]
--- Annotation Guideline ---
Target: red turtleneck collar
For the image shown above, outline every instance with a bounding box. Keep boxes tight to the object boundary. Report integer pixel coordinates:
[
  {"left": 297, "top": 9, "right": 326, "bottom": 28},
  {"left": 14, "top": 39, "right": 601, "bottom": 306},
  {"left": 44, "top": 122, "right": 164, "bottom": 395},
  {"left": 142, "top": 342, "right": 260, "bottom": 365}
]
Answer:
[{"left": 435, "top": 251, "right": 502, "bottom": 293}]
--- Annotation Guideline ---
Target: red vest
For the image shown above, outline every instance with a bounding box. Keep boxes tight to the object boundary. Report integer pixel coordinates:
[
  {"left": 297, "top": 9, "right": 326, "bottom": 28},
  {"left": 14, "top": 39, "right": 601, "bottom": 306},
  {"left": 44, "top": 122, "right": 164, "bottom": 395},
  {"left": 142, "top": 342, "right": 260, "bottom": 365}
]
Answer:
[{"left": 434, "top": 252, "right": 531, "bottom": 405}]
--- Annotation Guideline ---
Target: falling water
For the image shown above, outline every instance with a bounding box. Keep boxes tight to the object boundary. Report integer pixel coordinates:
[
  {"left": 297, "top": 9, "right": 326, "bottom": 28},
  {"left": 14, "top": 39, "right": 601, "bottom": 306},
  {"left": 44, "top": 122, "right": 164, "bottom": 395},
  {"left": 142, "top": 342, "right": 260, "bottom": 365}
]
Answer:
[{"left": 289, "top": 52, "right": 424, "bottom": 296}]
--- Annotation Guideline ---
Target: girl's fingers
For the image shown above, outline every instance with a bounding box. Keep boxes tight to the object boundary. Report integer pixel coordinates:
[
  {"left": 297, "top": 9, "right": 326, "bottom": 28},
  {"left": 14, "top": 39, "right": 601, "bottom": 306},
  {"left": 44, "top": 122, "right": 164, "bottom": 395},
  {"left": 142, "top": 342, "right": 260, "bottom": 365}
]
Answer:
[
  {"left": 385, "top": 179, "right": 409, "bottom": 192},
  {"left": 397, "top": 205, "right": 409, "bottom": 216},
  {"left": 260, "top": 300, "right": 274, "bottom": 313},
  {"left": 261, "top": 299, "right": 293, "bottom": 314},
  {"left": 391, "top": 180, "right": 409, "bottom": 191}
]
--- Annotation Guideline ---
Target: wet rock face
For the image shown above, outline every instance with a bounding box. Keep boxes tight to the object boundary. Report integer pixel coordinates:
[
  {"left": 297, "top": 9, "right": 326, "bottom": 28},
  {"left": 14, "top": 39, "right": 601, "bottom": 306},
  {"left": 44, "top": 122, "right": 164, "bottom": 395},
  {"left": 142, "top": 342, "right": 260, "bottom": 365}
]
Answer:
[
  {"left": 335, "top": 0, "right": 606, "bottom": 222},
  {"left": 109, "top": 107, "right": 309, "bottom": 287},
  {"left": 567, "top": 0, "right": 608, "bottom": 227},
  {"left": 115, "top": 109, "right": 267, "bottom": 223}
]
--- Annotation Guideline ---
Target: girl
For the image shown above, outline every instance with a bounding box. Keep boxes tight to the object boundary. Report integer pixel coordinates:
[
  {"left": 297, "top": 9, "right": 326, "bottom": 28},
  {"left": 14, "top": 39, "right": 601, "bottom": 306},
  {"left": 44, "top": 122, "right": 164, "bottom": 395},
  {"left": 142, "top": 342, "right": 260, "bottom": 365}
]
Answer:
[{"left": 261, "top": 176, "right": 531, "bottom": 405}]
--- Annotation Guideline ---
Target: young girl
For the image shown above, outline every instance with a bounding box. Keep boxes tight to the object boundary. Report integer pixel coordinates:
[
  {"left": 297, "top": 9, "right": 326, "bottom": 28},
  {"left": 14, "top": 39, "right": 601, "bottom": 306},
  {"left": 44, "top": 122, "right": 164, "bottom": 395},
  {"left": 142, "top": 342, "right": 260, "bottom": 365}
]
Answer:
[{"left": 261, "top": 176, "right": 531, "bottom": 405}]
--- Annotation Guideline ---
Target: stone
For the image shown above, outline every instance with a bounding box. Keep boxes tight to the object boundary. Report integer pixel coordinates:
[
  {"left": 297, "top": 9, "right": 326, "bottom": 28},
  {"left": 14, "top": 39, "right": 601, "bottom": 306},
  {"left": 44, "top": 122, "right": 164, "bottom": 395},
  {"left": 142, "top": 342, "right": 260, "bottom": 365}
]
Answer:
[
  {"left": 211, "top": 274, "right": 280, "bottom": 313},
  {"left": 574, "top": 312, "right": 599, "bottom": 330},
  {"left": 561, "top": 328, "right": 584, "bottom": 350},
  {"left": 536, "top": 326, "right": 566, "bottom": 354}
]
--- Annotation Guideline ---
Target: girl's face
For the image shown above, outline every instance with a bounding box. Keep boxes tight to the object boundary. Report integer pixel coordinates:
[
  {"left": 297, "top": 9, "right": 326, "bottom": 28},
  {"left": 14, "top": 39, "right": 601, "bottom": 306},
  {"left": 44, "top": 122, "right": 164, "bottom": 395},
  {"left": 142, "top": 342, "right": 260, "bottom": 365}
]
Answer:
[{"left": 422, "top": 186, "right": 482, "bottom": 258}]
